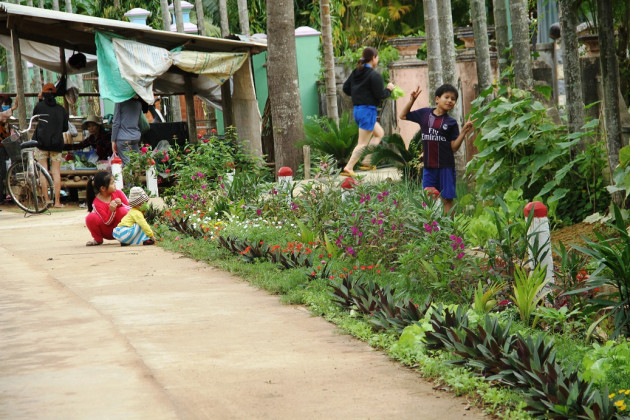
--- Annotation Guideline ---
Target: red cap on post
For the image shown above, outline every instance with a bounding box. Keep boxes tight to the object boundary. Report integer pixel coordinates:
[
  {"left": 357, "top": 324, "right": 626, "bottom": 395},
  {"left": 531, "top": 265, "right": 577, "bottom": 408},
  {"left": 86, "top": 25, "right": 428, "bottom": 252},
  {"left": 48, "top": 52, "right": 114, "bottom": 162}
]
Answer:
[
  {"left": 111, "top": 156, "right": 122, "bottom": 165},
  {"left": 424, "top": 187, "right": 440, "bottom": 199},
  {"left": 341, "top": 177, "right": 357, "bottom": 189},
  {"left": 523, "top": 201, "right": 548, "bottom": 218},
  {"left": 278, "top": 167, "right": 293, "bottom": 177}
]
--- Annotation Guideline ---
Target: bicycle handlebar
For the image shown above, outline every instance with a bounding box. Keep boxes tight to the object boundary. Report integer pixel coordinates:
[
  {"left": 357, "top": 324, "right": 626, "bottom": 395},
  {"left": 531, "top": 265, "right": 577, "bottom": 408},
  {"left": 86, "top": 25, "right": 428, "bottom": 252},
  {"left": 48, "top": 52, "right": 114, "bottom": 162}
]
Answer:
[{"left": 10, "top": 114, "right": 48, "bottom": 135}]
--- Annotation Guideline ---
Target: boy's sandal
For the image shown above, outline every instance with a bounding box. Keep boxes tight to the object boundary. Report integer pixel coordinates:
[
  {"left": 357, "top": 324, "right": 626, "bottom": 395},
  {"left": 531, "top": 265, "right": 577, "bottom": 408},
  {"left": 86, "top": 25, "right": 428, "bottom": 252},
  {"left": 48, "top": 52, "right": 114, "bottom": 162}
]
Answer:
[
  {"left": 340, "top": 171, "right": 356, "bottom": 177},
  {"left": 86, "top": 239, "right": 103, "bottom": 246},
  {"left": 358, "top": 165, "right": 377, "bottom": 171}
]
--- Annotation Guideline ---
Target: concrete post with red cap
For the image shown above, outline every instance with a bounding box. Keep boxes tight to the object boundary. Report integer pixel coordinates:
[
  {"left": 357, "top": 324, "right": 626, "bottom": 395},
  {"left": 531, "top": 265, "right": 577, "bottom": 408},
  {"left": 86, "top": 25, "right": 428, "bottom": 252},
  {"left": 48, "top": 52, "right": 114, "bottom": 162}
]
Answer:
[
  {"left": 523, "top": 201, "right": 554, "bottom": 284},
  {"left": 146, "top": 159, "right": 159, "bottom": 197},
  {"left": 341, "top": 176, "right": 357, "bottom": 201},
  {"left": 278, "top": 167, "right": 293, "bottom": 190},
  {"left": 424, "top": 187, "right": 442, "bottom": 209},
  {"left": 277, "top": 167, "right": 294, "bottom": 204},
  {"left": 111, "top": 156, "right": 124, "bottom": 190}
]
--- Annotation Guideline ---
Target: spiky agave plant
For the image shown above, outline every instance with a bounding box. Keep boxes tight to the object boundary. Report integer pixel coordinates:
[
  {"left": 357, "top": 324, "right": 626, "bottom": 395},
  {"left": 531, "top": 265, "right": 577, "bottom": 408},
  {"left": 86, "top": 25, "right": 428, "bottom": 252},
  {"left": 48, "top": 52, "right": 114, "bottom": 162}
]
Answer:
[{"left": 296, "top": 112, "right": 358, "bottom": 169}]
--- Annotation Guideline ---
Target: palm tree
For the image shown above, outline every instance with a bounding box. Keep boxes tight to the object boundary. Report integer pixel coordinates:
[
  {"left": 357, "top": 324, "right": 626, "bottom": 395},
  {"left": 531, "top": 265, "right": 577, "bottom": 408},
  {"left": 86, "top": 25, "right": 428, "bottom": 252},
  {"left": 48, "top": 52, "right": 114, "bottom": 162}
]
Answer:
[
  {"left": 267, "top": 0, "right": 305, "bottom": 173},
  {"left": 320, "top": 0, "right": 339, "bottom": 125},
  {"left": 422, "top": 0, "right": 442, "bottom": 104},
  {"left": 558, "top": 0, "right": 586, "bottom": 147},
  {"left": 597, "top": 0, "right": 624, "bottom": 205},
  {"left": 509, "top": 0, "right": 534, "bottom": 89},
  {"left": 470, "top": 0, "right": 492, "bottom": 95},
  {"left": 218, "top": 0, "right": 229, "bottom": 36},
  {"left": 492, "top": 0, "right": 510, "bottom": 80},
  {"left": 237, "top": 0, "right": 250, "bottom": 36}
]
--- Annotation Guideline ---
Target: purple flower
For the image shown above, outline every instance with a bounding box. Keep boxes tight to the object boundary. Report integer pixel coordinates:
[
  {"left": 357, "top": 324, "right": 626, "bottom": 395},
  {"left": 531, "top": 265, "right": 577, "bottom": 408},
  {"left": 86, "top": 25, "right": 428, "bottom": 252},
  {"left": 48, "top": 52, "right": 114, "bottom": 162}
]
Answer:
[
  {"left": 457, "top": 252, "right": 465, "bottom": 259},
  {"left": 182, "top": 194, "right": 187, "bottom": 200},
  {"left": 256, "top": 209, "right": 262, "bottom": 216},
  {"left": 191, "top": 175, "right": 196, "bottom": 180},
  {"left": 201, "top": 184, "right": 207, "bottom": 189},
  {"left": 371, "top": 218, "right": 377, "bottom": 224}
]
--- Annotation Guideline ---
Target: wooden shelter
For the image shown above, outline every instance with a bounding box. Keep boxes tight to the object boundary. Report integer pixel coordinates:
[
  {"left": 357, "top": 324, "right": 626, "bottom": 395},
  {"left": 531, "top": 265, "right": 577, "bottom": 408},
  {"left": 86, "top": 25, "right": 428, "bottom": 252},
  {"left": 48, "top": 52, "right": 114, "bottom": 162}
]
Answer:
[{"left": 0, "top": 2, "right": 266, "bottom": 152}]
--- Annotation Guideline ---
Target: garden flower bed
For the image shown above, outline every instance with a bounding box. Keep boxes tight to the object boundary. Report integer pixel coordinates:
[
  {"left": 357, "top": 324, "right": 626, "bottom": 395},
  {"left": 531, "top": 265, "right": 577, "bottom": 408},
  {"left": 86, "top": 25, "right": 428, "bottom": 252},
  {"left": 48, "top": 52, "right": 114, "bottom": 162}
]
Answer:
[{"left": 137, "top": 123, "right": 630, "bottom": 419}]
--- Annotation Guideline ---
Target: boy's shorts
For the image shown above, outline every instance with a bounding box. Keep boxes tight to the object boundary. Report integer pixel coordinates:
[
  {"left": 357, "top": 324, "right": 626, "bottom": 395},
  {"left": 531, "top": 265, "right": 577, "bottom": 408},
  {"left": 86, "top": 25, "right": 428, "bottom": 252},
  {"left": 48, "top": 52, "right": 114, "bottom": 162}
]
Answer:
[
  {"left": 353, "top": 105, "right": 377, "bottom": 131},
  {"left": 423, "top": 167, "right": 457, "bottom": 199},
  {"left": 35, "top": 149, "right": 64, "bottom": 162}
]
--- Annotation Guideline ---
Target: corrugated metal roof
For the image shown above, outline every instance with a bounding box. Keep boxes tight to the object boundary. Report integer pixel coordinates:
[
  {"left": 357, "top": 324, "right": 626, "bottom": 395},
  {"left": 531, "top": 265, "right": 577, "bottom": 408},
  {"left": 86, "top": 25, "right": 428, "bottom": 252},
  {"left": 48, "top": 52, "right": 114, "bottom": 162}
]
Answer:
[{"left": 0, "top": 2, "right": 266, "bottom": 55}]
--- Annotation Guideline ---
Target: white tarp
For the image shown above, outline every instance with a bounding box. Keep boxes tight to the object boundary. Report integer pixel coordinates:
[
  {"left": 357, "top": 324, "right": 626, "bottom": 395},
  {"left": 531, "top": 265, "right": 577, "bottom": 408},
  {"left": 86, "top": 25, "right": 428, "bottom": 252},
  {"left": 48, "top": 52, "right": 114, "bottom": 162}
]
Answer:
[
  {"left": 0, "top": 35, "right": 97, "bottom": 74},
  {"left": 111, "top": 37, "right": 248, "bottom": 105}
]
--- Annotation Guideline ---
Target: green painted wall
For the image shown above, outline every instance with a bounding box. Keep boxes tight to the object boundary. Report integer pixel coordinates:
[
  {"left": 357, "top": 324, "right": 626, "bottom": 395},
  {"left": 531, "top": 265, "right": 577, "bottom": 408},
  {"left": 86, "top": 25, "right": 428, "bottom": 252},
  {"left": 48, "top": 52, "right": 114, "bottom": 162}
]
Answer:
[{"left": 294, "top": 28, "right": 321, "bottom": 120}]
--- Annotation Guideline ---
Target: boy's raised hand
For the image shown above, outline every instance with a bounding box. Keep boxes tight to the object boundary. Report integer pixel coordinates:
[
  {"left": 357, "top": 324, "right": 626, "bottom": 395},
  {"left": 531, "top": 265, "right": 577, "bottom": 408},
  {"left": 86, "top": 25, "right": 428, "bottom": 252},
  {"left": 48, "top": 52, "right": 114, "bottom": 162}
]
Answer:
[
  {"left": 410, "top": 86, "right": 422, "bottom": 101},
  {"left": 462, "top": 114, "right": 478, "bottom": 133}
]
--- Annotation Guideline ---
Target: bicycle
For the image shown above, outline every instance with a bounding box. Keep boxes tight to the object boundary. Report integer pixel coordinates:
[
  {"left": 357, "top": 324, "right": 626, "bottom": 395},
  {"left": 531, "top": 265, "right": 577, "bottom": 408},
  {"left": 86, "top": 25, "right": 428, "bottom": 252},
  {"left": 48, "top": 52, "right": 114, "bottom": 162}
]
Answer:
[{"left": 1, "top": 114, "right": 54, "bottom": 214}]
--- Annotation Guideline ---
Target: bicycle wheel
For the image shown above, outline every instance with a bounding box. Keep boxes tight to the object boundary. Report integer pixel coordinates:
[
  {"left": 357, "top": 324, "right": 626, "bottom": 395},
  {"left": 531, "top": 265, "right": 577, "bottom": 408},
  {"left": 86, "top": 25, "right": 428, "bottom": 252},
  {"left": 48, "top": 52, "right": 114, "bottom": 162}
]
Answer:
[{"left": 6, "top": 161, "right": 54, "bottom": 213}]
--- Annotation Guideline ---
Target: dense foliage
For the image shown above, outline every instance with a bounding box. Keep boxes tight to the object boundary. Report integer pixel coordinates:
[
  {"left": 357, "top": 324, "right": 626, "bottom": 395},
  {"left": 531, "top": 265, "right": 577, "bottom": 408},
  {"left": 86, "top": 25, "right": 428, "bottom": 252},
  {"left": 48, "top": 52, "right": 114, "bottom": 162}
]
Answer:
[{"left": 467, "top": 83, "right": 610, "bottom": 225}]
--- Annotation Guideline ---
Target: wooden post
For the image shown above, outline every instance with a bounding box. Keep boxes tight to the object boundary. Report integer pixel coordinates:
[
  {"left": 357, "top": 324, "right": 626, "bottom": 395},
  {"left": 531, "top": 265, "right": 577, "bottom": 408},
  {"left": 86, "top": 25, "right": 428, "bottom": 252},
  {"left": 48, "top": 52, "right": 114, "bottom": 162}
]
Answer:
[
  {"left": 184, "top": 75, "right": 198, "bottom": 144},
  {"left": 10, "top": 28, "right": 26, "bottom": 130},
  {"left": 303, "top": 145, "right": 310, "bottom": 179},
  {"left": 59, "top": 47, "right": 69, "bottom": 113},
  {"left": 221, "top": 82, "right": 233, "bottom": 128}
]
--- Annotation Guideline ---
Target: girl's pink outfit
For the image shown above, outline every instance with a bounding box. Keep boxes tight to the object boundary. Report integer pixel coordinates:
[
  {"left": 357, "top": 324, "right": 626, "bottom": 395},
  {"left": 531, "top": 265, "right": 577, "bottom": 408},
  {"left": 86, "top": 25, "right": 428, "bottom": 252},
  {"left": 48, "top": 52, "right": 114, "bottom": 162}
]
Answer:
[{"left": 85, "top": 190, "right": 129, "bottom": 243}]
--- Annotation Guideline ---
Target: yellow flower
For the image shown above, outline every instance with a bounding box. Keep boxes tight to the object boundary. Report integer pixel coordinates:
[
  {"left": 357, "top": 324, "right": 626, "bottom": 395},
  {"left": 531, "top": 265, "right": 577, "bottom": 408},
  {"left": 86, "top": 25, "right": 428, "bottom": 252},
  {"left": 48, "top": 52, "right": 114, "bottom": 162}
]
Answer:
[
  {"left": 621, "top": 404, "right": 627, "bottom": 411},
  {"left": 615, "top": 400, "right": 625, "bottom": 407},
  {"left": 626, "top": 390, "right": 630, "bottom": 395},
  {"left": 619, "top": 389, "right": 627, "bottom": 394},
  {"left": 610, "top": 393, "right": 617, "bottom": 399}
]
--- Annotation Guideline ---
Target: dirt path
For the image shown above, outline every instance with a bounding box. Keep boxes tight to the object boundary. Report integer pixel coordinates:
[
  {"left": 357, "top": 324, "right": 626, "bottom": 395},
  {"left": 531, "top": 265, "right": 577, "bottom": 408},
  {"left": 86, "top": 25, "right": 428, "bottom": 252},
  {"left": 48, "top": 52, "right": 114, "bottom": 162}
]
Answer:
[{"left": 0, "top": 207, "right": 485, "bottom": 420}]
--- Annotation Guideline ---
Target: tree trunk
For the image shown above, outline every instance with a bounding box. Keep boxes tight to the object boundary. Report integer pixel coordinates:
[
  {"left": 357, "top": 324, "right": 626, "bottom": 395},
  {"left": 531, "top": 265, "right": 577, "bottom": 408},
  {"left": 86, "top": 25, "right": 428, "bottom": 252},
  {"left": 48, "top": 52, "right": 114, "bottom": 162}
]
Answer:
[
  {"left": 237, "top": 0, "right": 250, "bottom": 36},
  {"left": 218, "top": 0, "right": 232, "bottom": 127},
  {"left": 471, "top": 0, "right": 492, "bottom": 94},
  {"left": 597, "top": 0, "right": 623, "bottom": 205},
  {"left": 558, "top": 0, "right": 586, "bottom": 145},
  {"left": 218, "top": 0, "right": 229, "bottom": 37},
  {"left": 160, "top": 0, "right": 171, "bottom": 31},
  {"left": 194, "top": 0, "right": 206, "bottom": 36},
  {"left": 267, "top": 0, "right": 304, "bottom": 173},
  {"left": 437, "top": 0, "right": 457, "bottom": 89},
  {"left": 173, "top": 0, "right": 185, "bottom": 33},
  {"left": 493, "top": 0, "right": 510, "bottom": 79},
  {"left": 436, "top": 0, "right": 464, "bottom": 171},
  {"left": 65, "top": 0, "right": 72, "bottom": 13},
  {"left": 422, "top": 0, "right": 442, "bottom": 104},
  {"left": 509, "top": 0, "right": 534, "bottom": 89},
  {"left": 320, "top": 0, "right": 338, "bottom": 125}
]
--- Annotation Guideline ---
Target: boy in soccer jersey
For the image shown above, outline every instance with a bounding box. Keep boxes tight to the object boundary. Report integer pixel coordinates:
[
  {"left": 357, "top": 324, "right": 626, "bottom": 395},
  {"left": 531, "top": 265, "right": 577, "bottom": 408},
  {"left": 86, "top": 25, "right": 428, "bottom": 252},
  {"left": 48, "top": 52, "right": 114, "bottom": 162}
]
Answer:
[{"left": 399, "top": 84, "right": 476, "bottom": 214}]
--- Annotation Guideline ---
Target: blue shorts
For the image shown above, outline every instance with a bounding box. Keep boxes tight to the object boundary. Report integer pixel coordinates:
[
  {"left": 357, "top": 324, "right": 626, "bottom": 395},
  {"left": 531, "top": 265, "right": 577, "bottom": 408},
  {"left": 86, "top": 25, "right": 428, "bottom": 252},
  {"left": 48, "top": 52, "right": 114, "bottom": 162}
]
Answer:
[
  {"left": 353, "top": 105, "right": 377, "bottom": 130},
  {"left": 423, "top": 167, "right": 457, "bottom": 199}
]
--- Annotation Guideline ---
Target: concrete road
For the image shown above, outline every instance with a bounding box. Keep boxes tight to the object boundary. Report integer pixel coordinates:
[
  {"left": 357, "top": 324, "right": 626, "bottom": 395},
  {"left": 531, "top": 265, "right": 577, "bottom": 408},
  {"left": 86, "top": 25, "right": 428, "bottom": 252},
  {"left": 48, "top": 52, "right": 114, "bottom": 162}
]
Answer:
[{"left": 0, "top": 207, "right": 484, "bottom": 419}]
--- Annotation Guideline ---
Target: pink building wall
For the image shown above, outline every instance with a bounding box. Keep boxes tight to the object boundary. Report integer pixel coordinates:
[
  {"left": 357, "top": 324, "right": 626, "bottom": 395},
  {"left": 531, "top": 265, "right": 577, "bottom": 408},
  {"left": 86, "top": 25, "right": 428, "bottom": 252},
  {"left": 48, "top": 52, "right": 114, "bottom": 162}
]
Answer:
[{"left": 388, "top": 32, "right": 498, "bottom": 163}]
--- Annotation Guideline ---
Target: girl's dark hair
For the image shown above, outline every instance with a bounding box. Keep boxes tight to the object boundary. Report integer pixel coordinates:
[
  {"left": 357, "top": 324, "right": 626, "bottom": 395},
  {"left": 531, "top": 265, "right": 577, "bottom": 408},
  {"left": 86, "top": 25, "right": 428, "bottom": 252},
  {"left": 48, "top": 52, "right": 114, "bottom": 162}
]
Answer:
[
  {"left": 357, "top": 47, "right": 378, "bottom": 70},
  {"left": 0, "top": 95, "right": 11, "bottom": 106},
  {"left": 86, "top": 171, "right": 113, "bottom": 212}
]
